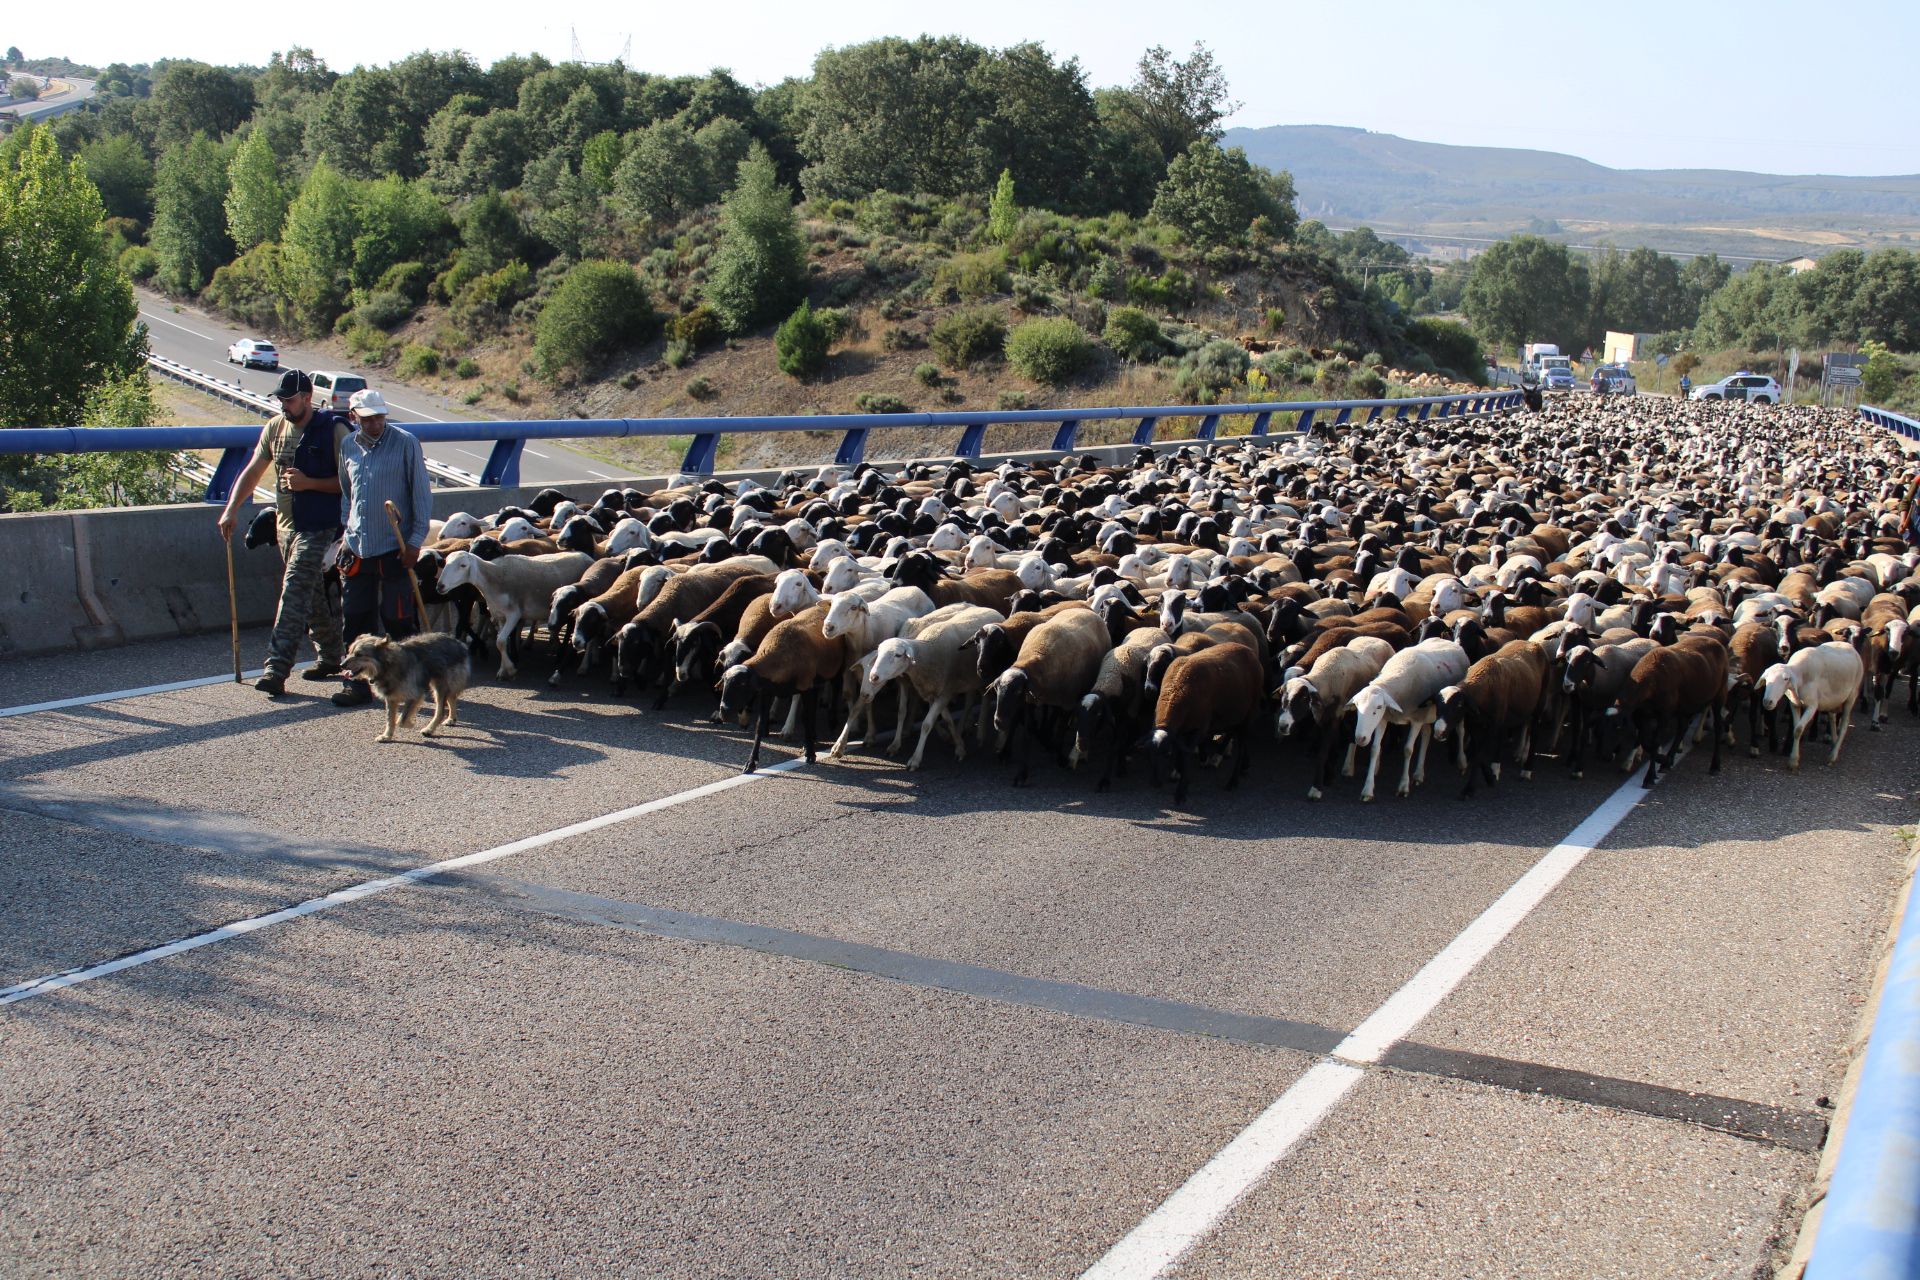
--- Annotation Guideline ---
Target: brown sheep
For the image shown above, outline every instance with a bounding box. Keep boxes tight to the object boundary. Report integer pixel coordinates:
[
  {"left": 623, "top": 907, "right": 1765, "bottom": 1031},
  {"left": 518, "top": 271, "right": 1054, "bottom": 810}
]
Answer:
[
  {"left": 1150, "top": 642, "right": 1266, "bottom": 805},
  {"left": 717, "top": 601, "right": 846, "bottom": 772},
  {"left": 1431, "top": 640, "right": 1552, "bottom": 797}
]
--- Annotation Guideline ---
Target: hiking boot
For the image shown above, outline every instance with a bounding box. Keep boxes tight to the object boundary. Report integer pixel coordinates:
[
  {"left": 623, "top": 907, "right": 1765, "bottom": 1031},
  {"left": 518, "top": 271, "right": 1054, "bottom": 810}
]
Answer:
[
  {"left": 330, "top": 680, "right": 374, "bottom": 708},
  {"left": 255, "top": 673, "right": 287, "bottom": 697},
  {"left": 302, "top": 660, "right": 347, "bottom": 681}
]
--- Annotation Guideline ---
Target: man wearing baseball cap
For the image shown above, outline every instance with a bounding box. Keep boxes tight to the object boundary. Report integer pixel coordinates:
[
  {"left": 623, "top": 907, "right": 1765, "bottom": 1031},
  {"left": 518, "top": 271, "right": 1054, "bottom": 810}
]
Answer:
[
  {"left": 215, "top": 368, "right": 349, "bottom": 697},
  {"left": 332, "top": 386, "right": 434, "bottom": 707}
]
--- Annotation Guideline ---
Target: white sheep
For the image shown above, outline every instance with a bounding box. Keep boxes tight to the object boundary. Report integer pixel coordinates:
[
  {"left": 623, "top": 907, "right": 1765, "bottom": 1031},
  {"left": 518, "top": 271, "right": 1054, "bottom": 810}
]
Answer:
[
  {"left": 1348, "top": 637, "right": 1470, "bottom": 802},
  {"left": 861, "top": 605, "right": 1005, "bottom": 768},
  {"left": 1759, "top": 641, "right": 1865, "bottom": 769},
  {"left": 438, "top": 550, "right": 595, "bottom": 678}
]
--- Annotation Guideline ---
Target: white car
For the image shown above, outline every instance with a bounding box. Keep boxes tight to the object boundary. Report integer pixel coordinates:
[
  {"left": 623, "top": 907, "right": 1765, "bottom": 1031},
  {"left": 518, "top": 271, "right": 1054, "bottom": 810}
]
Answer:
[
  {"left": 1690, "top": 372, "right": 1780, "bottom": 404},
  {"left": 227, "top": 338, "right": 279, "bottom": 370},
  {"left": 310, "top": 370, "right": 369, "bottom": 413}
]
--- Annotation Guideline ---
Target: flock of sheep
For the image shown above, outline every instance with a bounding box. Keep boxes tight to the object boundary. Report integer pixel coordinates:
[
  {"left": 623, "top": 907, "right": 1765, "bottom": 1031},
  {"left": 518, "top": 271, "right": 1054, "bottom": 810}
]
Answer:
[{"left": 410, "top": 397, "right": 1920, "bottom": 805}]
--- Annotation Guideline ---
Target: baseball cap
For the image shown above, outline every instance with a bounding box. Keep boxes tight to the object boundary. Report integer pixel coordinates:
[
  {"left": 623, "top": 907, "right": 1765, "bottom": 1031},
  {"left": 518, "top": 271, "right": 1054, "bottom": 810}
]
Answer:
[
  {"left": 273, "top": 369, "right": 313, "bottom": 399},
  {"left": 348, "top": 388, "right": 389, "bottom": 417}
]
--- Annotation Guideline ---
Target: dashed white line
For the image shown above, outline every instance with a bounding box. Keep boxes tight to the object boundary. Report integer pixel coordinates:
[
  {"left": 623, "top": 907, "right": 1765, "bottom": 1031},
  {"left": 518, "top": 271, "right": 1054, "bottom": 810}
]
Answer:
[
  {"left": 1079, "top": 768, "right": 1661, "bottom": 1280},
  {"left": 0, "top": 758, "right": 807, "bottom": 1006},
  {"left": 139, "top": 309, "right": 224, "bottom": 342}
]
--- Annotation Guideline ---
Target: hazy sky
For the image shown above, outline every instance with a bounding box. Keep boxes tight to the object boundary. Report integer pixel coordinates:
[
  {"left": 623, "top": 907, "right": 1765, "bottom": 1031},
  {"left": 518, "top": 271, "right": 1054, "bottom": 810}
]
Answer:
[{"left": 11, "top": 0, "right": 1917, "bottom": 175}]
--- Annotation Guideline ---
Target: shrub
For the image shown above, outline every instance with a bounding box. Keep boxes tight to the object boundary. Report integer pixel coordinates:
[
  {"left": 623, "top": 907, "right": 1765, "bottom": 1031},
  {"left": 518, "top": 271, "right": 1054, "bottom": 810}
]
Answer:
[
  {"left": 996, "top": 389, "right": 1028, "bottom": 411},
  {"left": 881, "top": 325, "right": 925, "bottom": 352},
  {"left": 669, "top": 303, "right": 721, "bottom": 349},
  {"left": 1125, "top": 266, "right": 1195, "bottom": 311},
  {"left": 502, "top": 380, "right": 523, "bottom": 403},
  {"left": 935, "top": 249, "right": 1010, "bottom": 302},
  {"left": 1350, "top": 370, "right": 1387, "bottom": 398},
  {"left": 534, "top": 260, "right": 659, "bottom": 380},
  {"left": 1255, "top": 352, "right": 1294, "bottom": 382},
  {"left": 343, "top": 321, "right": 396, "bottom": 364},
  {"left": 1262, "top": 306, "right": 1286, "bottom": 334},
  {"left": 461, "top": 388, "right": 484, "bottom": 405},
  {"left": 687, "top": 375, "right": 716, "bottom": 400},
  {"left": 1006, "top": 316, "right": 1093, "bottom": 386},
  {"left": 454, "top": 357, "right": 481, "bottom": 379},
  {"left": 664, "top": 339, "right": 694, "bottom": 369},
  {"left": 815, "top": 306, "right": 851, "bottom": 344},
  {"left": 1104, "top": 307, "right": 1166, "bottom": 362},
  {"left": 854, "top": 392, "right": 909, "bottom": 413},
  {"left": 930, "top": 306, "right": 1006, "bottom": 369},
  {"left": 914, "top": 362, "right": 941, "bottom": 387},
  {"left": 1086, "top": 254, "right": 1128, "bottom": 301},
  {"left": 119, "top": 245, "right": 160, "bottom": 282},
  {"left": 775, "top": 300, "right": 832, "bottom": 378},
  {"left": 1361, "top": 350, "right": 1384, "bottom": 369},
  {"left": 356, "top": 289, "right": 415, "bottom": 331},
  {"left": 376, "top": 260, "right": 432, "bottom": 302},
  {"left": 395, "top": 344, "right": 440, "bottom": 379}
]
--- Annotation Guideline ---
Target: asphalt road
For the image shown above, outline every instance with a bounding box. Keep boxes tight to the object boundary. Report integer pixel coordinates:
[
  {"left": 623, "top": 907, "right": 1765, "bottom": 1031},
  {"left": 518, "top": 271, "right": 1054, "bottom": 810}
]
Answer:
[
  {"left": 1, "top": 75, "right": 95, "bottom": 121},
  {"left": 135, "top": 290, "right": 630, "bottom": 487},
  {"left": 1, "top": 628, "right": 1912, "bottom": 1278}
]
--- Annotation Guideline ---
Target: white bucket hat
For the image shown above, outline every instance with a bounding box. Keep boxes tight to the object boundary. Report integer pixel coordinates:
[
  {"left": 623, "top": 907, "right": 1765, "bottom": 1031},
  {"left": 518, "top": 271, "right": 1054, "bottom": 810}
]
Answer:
[{"left": 348, "top": 388, "right": 389, "bottom": 417}]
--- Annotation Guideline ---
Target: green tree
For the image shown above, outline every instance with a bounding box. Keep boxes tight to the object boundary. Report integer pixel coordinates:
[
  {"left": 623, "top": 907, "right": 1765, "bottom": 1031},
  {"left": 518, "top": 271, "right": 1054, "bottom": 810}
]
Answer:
[
  {"left": 534, "top": 260, "right": 658, "bottom": 378},
  {"left": 141, "top": 61, "right": 253, "bottom": 149},
  {"left": 225, "top": 128, "right": 288, "bottom": 251},
  {"left": 1460, "top": 234, "right": 1591, "bottom": 353},
  {"left": 614, "top": 117, "right": 707, "bottom": 223},
  {"left": 692, "top": 116, "right": 752, "bottom": 205},
  {"left": 704, "top": 144, "right": 807, "bottom": 334},
  {"left": 458, "top": 190, "right": 527, "bottom": 271},
  {"left": 8, "top": 75, "right": 41, "bottom": 101},
  {"left": 6, "top": 47, "right": 23, "bottom": 65},
  {"left": 580, "top": 128, "right": 624, "bottom": 192},
  {"left": 987, "top": 168, "right": 1018, "bottom": 243},
  {"left": 1586, "top": 245, "right": 1687, "bottom": 342},
  {"left": 1856, "top": 249, "right": 1920, "bottom": 351},
  {"left": 1108, "top": 43, "right": 1238, "bottom": 166},
  {"left": 349, "top": 175, "right": 449, "bottom": 291},
  {"left": 775, "top": 299, "right": 831, "bottom": 377},
  {"left": 969, "top": 43, "right": 1100, "bottom": 210},
  {"left": 1861, "top": 340, "right": 1904, "bottom": 402},
  {"left": 279, "top": 156, "right": 359, "bottom": 327},
  {"left": 1679, "top": 253, "right": 1732, "bottom": 320},
  {"left": 78, "top": 133, "right": 154, "bottom": 224},
  {"left": 798, "top": 36, "right": 993, "bottom": 201},
  {"left": 149, "top": 133, "right": 235, "bottom": 293},
  {"left": 1149, "top": 142, "right": 1292, "bottom": 248},
  {"left": 453, "top": 108, "right": 533, "bottom": 195},
  {"left": 65, "top": 371, "right": 181, "bottom": 507}
]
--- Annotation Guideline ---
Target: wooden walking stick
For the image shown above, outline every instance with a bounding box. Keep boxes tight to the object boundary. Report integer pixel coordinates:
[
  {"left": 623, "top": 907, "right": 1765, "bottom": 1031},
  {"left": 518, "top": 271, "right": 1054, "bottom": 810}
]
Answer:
[
  {"left": 384, "top": 500, "right": 429, "bottom": 621},
  {"left": 224, "top": 531, "right": 242, "bottom": 683}
]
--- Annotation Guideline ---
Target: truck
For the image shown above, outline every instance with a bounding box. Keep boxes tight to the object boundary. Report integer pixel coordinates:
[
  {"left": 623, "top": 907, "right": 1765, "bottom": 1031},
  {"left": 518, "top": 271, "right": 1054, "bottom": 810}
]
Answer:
[
  {"left": 1522, "top": 342, "right": 1561, "bottom": 367},
  {"left": 1522, "top": 343, "right": 1575, "bottom": 390}
]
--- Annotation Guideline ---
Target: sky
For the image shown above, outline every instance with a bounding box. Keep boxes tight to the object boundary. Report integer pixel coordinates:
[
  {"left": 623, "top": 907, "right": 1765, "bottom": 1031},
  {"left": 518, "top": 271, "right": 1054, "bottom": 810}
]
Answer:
[{"left": 10, "top": 0, "right": 1919, "bottom": 176}]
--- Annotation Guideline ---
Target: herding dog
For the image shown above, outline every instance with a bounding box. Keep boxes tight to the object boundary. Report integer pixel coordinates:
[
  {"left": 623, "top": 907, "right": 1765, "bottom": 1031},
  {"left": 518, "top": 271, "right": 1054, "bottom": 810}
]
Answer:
[{"left": 342, "top": 632, "right": 472, "bottom": 742}]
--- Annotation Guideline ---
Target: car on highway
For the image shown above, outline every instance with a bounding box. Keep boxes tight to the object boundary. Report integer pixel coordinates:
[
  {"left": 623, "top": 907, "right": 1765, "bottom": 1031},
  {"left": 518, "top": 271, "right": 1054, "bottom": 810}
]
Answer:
[
  {"left": 226, "top": 338, "right": 279, "bottom": 370},
  {"left": 1590, "top": 364, "right": 1637, "bottom": 396},
  {"left": 1689, "top": 372, "right": 1780, "bottom": 404},
  {"left": 1541, "top": 363, "right": 1576, "bottom": 392},
  {"left": 311, "top": 370, "right": 369, "bottom": 413}
]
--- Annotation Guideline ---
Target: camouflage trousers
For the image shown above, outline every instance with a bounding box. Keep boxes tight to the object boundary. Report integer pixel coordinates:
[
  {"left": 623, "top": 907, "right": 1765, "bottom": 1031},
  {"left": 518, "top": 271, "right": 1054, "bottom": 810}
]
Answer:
[{"left": 265, "top": 528, "right": 345, "bottom": 677}]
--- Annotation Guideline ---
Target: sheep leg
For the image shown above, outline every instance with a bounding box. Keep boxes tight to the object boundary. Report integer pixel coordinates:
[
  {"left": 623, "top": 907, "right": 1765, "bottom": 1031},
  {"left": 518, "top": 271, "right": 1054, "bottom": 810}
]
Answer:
[
  {"left": 1567, "top": 702, "right": 1587, "bottom": 778},
  {"left": 495, "top": 613, "right": 518, "bottom": 679},
  {"left": 744, "top": 694, "right": 772, "bottom": 774},
  {"left": 1787, "top": 703, "right": 1812, "bottom": 771},
  {"left": 1743, "top": 689, "right": 1762, "bottom": 757},
  {"left": 774, "top": 694, "right": 800, "bottom": 740},
  {"left": 801, "top": 683, "right": 820, "bottom": 765},
  {"left": 1307, "top": 727, "right": 1337, "bottom": 801},
  {"left": 1828, "top": 701, "right": 1853, "bottom": 766},
  {"left": 1707, "top": 701, "right": 1724, "bottom": 775},
  {"left": 1360, "top": 732, "right": 1384, "bottom": 803},
  {"left": 1226, "top": 723, "right": 1251, "bottom": 792},
  {"left": 942, "top": 703, "right": 967, "bottom": 762},
  {"left": 905, "top": 696, "right": 945, "bottom": 770},
  {"left": 828, "top": 701, "right": 860, "bottom": 759},
  {"left": 1010, "top": 709, "right": 1033, "bottom": 787},
  {"left": 1170, "top": 736, "right": 1190, "bottom": 806},
  {"left": 1396, "top": 723, "right": 1419, "bottom": 798}
]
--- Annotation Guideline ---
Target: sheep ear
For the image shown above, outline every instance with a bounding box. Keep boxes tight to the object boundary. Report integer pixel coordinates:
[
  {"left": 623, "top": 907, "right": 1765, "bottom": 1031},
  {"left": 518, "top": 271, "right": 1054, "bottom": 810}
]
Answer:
[{"left": 1378, "top": 689, "right": 1403, "bottom": 714}]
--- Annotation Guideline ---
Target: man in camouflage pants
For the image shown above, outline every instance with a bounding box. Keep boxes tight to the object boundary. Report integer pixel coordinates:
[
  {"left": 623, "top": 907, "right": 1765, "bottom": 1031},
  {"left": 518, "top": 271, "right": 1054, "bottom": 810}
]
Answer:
[{"left": 215, "top": 370, "right": 349, "bottom": 697}]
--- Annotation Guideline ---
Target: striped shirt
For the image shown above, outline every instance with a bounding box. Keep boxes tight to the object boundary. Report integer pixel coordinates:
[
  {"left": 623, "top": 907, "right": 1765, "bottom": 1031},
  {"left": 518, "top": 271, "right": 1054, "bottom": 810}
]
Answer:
[{"left": 340, "top": 424, "right": 432, "bottom": 557}]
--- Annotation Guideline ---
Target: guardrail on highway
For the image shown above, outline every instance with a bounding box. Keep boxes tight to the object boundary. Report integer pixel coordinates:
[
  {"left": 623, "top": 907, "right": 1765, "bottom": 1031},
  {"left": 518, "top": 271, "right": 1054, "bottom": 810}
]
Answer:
[
  {"left": 4, "top": 389, "right": 1522, "bottom": 503},
  {"left": 1859, "top": 404, "right": 1920, "bottom": 442}
]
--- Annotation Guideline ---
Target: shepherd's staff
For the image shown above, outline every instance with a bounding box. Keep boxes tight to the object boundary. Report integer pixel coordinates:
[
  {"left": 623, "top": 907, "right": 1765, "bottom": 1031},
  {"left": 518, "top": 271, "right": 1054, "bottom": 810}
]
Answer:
[
  {"left": 384, "top": 499, "right": 429, "bottom": 621},
  {"left": 223, "top": 530, "right": 242, "bottom": 683}
]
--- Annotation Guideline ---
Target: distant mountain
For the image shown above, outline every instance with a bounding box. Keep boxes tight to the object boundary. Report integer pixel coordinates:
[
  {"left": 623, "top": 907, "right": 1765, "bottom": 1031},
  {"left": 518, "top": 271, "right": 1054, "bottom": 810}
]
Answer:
[{"left": 1221, "top": 124, "right": 1920, "bottom": 233}]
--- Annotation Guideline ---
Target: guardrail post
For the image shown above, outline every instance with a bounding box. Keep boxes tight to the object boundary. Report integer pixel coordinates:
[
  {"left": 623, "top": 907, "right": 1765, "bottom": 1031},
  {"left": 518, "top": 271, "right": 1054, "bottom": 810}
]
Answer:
[
  {"left": 1418, "top": 402, "right": 1433, "bottom": 420},
  {"left": 836, "top": 428, "right": 869, "bottom": 467},
  {"left": 205, "top": 446, "right": 251, "bottom": 504},
  {"left": 1050, "top": 421, "right": 1079, "bottom": 453},
  {"left": 680, "top": 432, "right": 720, "bottom": 476},
  {"left": 1366, "top": 405, "right": 1384, "bottom": 423},
  {"left": 1197, "top": 413, "right": 1221, "bottom": 442},
  {"left": 481, "top": 438, "right": 524, "bottom": 488},
  {"left": 1131, "top": 416, "right": 1159, "bottom": 446},
  {"left": 1295, "top": 409, "right": 1315, "bottom": 435},
  {"left": 1394, "top": 404, "right": 1410, "bottom": 420},
  {"left": 1250, "top": 411, "right": 1272, "bottom": 436},
  {"left": 956, "top": 422, "right": 988, "bottom": 458},
  {"left": 1333, "top": 407, "right": 1353, "bottom": 427}
]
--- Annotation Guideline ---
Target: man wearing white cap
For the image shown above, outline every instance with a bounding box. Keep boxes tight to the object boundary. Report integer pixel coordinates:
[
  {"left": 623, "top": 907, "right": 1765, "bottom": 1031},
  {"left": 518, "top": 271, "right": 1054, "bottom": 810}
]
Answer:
[{"left": 333, "top": 387, "right": 433, "bottom": 707}]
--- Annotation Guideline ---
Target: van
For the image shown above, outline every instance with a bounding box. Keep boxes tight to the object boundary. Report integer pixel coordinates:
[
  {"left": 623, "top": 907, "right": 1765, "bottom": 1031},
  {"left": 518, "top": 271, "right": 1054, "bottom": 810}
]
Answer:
[{"left": 310, "top": 370, "right": 369, "bottom": 413}]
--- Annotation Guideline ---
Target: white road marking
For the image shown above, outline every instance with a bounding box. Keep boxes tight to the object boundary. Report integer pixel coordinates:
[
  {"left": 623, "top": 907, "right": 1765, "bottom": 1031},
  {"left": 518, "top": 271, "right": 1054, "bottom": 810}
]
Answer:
[
  {"left": 1, "top": 668, "right": 270, "bottom": 718},
  {"left": 0, "top": 757, "right": 808, "bottom": 1006},
  {"left": 587, "top": 469, "right": 617, "bottom": 479},
  {"left": 525, "top": 448, "right": 552, "bottom": 459},
  {"left": 1079, "top": 768, "right": 1663, "bottom": 1280},
  {"left": 139, "top": 309, "right": 224, "bottom": 342},
  {"left": 443, "top": 446, "right": 488, "bottom": 460},
  {"left": 386, "top": 400, "right": 447, "bottom": 423}
]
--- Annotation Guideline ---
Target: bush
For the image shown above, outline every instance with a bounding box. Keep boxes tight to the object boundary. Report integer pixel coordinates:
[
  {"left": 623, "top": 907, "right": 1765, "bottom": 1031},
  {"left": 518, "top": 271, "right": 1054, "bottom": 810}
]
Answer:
[
  {"left": 1006, "top": 316, "right": 1093, "bottom": 386},
  {"left": 376, "top": 260, "right": 433, "bottom": 302},
  {"left": 881, "top": 325, "right": 925, "bottom": 352},
  {"left": 775, "top": 300, "right": 832, "bottom": 378},
  {"left": 1104, "top": 307, "right": 1166, "bottom": 362},
  {"left": 930, "top": 306, "right": 1006, "bottom": 369},
  {"left": 343, "top": 321, "right": 396, "bottom": 364},
  {"left": 395, "top": 344, "right": 440, "bottom": 379},
  {"left": 853, "top": 392, "right": 909, "bottom": 413},
  {"left": 356, "top": 289, "right": 416, "bottom": 331},
  {"left": 1172, "top": 339, "right": 1250, "bottom": 403},
  {"left": 669, "top": 303, "right": 721, "bottom": 349},
  {"left": 935, "top": 249, "right": 1010, "bottom": 302},
  {"left": 996, "top": 389, "right": 1028, "bottom": 411},
  {"left": 1263, "top": 307, "right": 1286, "bottom": 334},
  {"left": 914, "top": 362, "right": 941, "bottom": 387},
  {"left": 1086, "top": 254, "right": 1128, "bottom": 301},
  {"left": 815, "top": 306, "right": 851, "bottom": 344},
  {"left": 664, "top": 339, "right": 694, "bottom": 369},
  {"left": 1350, "top": 370, "right": 1387, "bottom": 398},
  {"left": 454, "top": 357, "right": 481, "bottom": 379},
  {"left": 687, "top": 375, "right": 716, "bottom": 400},
  {"left": 119, "top": 245, "right": 160, "bottom": 282},
  {"left": 1125, "top": 266, "right": 1195, "bottom": 311},
  {"left": 534, "top": 261, "right": 659, "bottom": 380}
]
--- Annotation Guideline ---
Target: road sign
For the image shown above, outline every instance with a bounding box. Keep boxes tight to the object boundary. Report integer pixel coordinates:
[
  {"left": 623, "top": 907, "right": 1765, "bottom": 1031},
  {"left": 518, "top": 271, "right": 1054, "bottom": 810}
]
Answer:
[
  {"left": 1828, "top": 352, "right": 1868, "bottom": 370},
  {"left": 1826, "top": 366, "right": 1863, "bottom": 386}
]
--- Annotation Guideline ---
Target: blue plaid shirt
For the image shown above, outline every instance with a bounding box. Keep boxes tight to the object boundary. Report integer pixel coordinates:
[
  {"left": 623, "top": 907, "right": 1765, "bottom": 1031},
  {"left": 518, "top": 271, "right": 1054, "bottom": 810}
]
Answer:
[{"left": 340, "top": 424, "right": 432, "bottom": 557}]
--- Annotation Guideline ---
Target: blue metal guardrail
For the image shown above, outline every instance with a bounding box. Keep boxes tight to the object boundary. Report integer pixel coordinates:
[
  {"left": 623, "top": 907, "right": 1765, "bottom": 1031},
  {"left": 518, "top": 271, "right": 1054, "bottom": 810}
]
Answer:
[
  {"left": 1804, "top": 864, "right": 1920, "bottom": 1279},
  {"left": 1860, "top": 403, "right": 1920, "bottom": 442},
  {"left": 0, "top": 391, "right": 1521, "bottom": 504}
]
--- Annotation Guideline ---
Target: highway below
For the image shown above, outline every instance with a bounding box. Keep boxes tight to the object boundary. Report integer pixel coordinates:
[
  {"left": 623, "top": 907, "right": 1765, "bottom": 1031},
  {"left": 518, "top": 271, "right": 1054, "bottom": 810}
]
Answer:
[
  {"left": 2, "top": 623, "right": 1911, "bottom": 1277},
  {"left": 135, "top": 290, "right": 630, "bottom": 488}
]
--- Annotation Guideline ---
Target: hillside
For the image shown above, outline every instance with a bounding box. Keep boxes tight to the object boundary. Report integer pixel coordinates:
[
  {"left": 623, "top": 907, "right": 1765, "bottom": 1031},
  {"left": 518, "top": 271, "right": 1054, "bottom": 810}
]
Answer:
[{"left": 1223, "top": 124, "right": 1920, "bottom": 258}]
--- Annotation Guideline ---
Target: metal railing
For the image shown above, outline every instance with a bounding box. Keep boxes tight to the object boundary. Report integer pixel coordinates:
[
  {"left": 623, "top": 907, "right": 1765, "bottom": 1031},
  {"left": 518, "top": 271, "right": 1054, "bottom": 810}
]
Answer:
[
  {"left": 1, "top": 389, "right": 1522, "bottom": 503},
  {"left": 1859, "top": 403, "right": 1920, "bottom": 442}
]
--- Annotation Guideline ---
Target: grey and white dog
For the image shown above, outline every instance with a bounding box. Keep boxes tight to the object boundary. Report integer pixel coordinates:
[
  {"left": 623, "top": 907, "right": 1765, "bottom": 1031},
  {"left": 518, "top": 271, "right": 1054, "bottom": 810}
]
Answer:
[{"left": 342, "top": 632, "right": 472, "bottom": 742}]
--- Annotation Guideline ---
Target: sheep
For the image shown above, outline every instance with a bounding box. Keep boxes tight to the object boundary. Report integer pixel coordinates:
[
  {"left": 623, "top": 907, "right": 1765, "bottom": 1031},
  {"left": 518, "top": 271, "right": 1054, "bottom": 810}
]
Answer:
[
  {"left": 987, "top": 608, "right": 1113, "bottom": 784},
  {"left": 1726, "top": 621, "right": 1785, "bottom": 755},
  {"left": 547, "top": 554, "right": 635, "bottom": 661},
  {"left": 1149, "top": 642, "right": 1267, "bottom": 805},
  {"left": 668, "top": 573, "right": 777, "bottom": 696},
  {"left": 1431, "top": 640, "right": 1553, "bottom": 798},
  {"left": 1348, "top": 638, "right": 1471, "bottom": 802},
  {"left": 1760, "top": 641, "right": 1866, "bottom": 769},
  {"left": 855, "top": 605, "right": 1004, "bottom": 768},
  {"left": 820, "top": 587, "right": 937, "bottom": 750},
  {"left": 1274, "top": 637, "right": 1394, "bottom": 800},
  {"left": 566, "top": 563, "right": 672, "bottom": 688},
  {"left": 1072, "top": 625, "right": 1173, "bottom": 791},
  {"left": 628, "top": 559, "right": 779, "bottom": 704},
  {"left": 1559, "top": 638, "right": 1658, "bottom": 777},
  {"left": 1616, "top": 633, "right": 1731, "bottom": 787},
  {"left": 716, "top": 601, "right": 846, "bottom": 772},
  {"left": 436, "top": 550, "right": 595, "bottom": 678}
]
